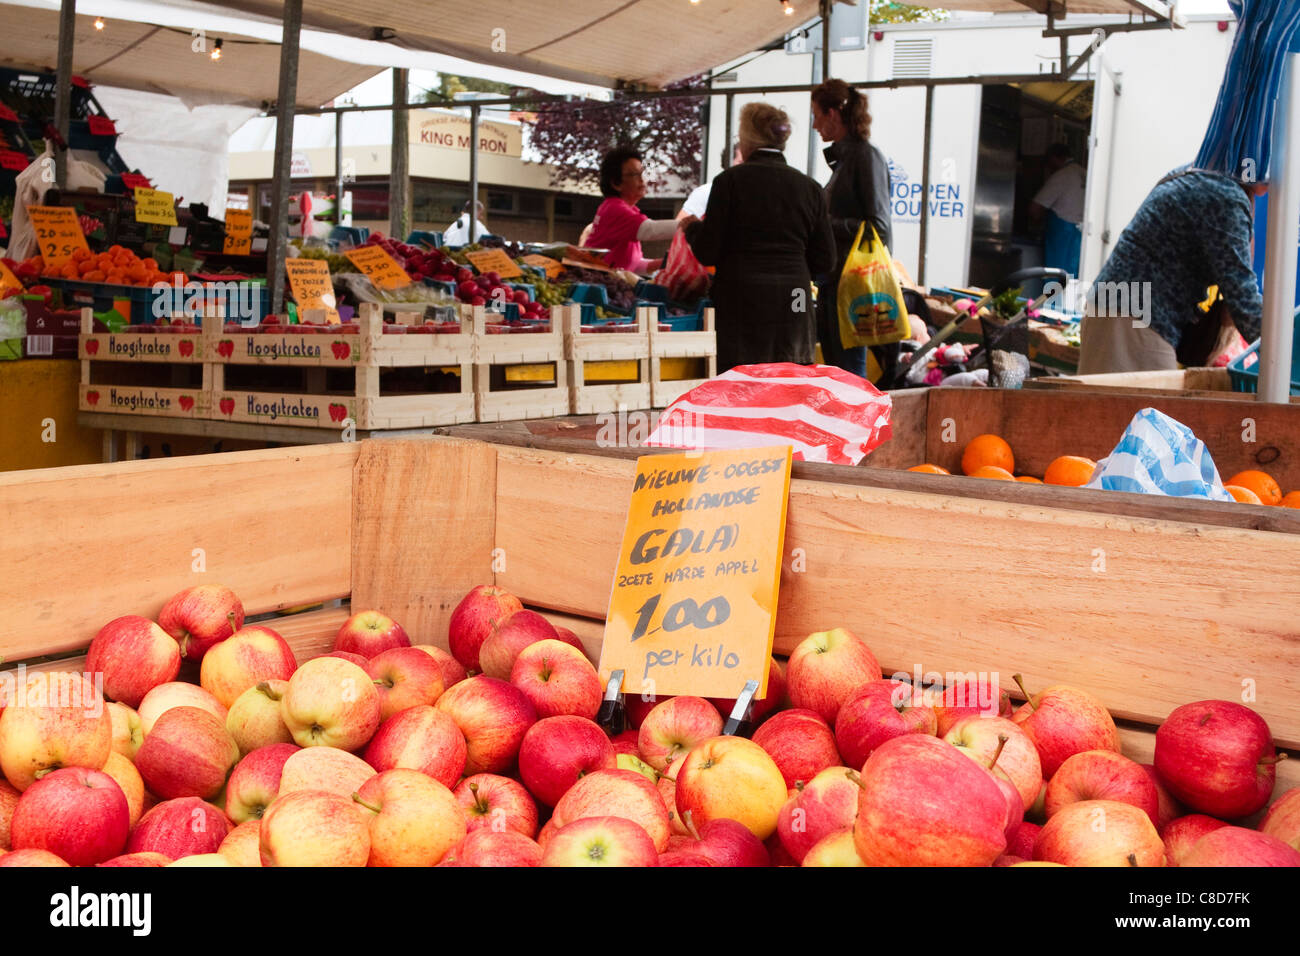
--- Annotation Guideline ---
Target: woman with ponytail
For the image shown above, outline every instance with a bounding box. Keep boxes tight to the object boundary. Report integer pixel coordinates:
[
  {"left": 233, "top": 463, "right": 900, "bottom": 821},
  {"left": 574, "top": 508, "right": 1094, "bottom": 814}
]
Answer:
[{"left": 810, "top": 79, "right": 895, "bottom": 379}]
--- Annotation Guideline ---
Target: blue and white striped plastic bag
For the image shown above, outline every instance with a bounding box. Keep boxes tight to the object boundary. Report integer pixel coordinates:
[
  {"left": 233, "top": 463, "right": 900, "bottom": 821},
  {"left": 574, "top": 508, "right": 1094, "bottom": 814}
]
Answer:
[{"left": 1084, "top": 407, "right": 1236, "bottom": 501}]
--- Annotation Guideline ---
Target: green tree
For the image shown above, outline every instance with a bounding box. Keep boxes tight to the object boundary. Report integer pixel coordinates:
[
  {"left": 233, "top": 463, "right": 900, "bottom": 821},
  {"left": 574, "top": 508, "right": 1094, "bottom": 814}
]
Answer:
[{"left": 870, "top": 1, "right": 948, "bottom": 23}]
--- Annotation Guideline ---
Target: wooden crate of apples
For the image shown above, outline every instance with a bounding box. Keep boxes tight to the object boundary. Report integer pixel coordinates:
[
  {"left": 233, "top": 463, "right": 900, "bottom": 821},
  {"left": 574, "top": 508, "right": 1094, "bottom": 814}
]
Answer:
[{"left": 0, "top": 581, "right": 1296, "bottom": 868}]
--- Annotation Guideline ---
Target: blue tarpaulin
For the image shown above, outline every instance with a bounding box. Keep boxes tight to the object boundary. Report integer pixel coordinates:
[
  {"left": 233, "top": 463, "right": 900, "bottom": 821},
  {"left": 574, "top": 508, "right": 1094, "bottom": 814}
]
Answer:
[{"left": 1194, "top": 0, "right": 1300, "bottom": 182}]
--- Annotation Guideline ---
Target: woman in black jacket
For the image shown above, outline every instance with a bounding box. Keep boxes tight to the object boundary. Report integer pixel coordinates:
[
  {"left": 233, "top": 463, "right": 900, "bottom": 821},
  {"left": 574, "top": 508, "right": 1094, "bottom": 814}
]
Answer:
[
  {"left": 811, "top": 79, "right": 895, "bottom": 379},
  {"left": 685, "top": 102, "right": 836, "bottom": 373}
]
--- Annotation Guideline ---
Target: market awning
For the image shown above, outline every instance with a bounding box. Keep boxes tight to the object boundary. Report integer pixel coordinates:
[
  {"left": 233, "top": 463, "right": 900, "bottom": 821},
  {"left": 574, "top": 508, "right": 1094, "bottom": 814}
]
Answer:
[
  {"left": 0, "top": 5, "right": 382, "bottom": 108},
  {"left": 215, "top": 0, "right": 827, "bottom": 89},
  {"left": 900, "top": 0, "right": 1175, "bottom": 15}
]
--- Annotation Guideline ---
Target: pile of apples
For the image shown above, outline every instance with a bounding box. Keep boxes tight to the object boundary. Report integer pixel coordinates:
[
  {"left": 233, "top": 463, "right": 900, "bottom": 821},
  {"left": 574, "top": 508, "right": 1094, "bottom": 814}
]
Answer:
[{"left": 0, "top": 585, "right": 1297, "bottom": 868}]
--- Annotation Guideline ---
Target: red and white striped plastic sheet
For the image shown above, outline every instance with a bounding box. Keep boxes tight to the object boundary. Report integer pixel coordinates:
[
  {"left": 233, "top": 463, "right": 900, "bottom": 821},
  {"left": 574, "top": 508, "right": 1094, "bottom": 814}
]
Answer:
[{"left": 643, "top": 364, "right": 894, "bottom": 465}]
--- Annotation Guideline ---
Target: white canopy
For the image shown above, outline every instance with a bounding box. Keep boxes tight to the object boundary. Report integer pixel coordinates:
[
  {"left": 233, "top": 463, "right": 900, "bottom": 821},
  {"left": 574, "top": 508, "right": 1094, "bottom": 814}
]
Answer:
[{"left": 904, "top": 0, "right": 1174, "bottom": 15}]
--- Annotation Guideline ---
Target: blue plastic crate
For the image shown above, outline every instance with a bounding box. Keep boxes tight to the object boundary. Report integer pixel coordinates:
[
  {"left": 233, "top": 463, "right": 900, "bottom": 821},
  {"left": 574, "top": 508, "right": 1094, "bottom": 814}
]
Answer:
[
  {"left": 405, "top": 230, "right": 444, "bottom": 249},
  {"left": 568, "top": 283, "right": 609, "bottom": 307},
  {"left": 1226, "top": 306, "right": 1300, "bottom": 395},
  {"left": 633, "top": 280, "right": 670, "bottom": 304}
]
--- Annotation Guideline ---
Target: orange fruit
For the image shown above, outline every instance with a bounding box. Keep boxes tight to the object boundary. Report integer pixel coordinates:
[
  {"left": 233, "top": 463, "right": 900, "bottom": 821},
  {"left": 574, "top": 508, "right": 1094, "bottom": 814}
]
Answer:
[
  {"left": 969, "top": 465, "right": 1015, "bottom": 481},
  {"left": 1015, "top": 475, "right": 1043, "bottom": 483},
  {"left": 1280, "top": 491, "right": 1300, "bottom": 509},
  {"left": 907, "top": 464, "right": 950, "bottom": 475},
  {"left": 1224, "top": 470, "right": 1281, "bottom": 506},
  {"left": 1043, "top": 456, "right": 1098, "bottom": 487},
  {"left": 961, "top": 434, "right": 1015, "bottom": 476},
  {"left": 1225, "top": 485, "right": 1262, "bottom": 505}
]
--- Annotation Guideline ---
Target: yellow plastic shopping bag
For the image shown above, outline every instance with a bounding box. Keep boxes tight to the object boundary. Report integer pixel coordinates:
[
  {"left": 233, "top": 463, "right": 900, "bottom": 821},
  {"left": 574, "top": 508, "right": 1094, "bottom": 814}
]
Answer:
[{"left": 836, "top": 222, "right": 909, "bottom": 349}]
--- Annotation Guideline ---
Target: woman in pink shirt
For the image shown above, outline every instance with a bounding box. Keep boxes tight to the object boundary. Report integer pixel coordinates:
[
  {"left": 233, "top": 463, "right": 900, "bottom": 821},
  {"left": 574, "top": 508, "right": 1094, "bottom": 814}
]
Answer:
[{"left": 586, "top": 147, "right": 691, "bottom": 273}]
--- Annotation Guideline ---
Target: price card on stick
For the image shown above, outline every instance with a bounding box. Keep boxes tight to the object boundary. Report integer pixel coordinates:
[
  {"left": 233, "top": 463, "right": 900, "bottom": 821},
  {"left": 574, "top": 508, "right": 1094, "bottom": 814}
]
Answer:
[
  {"left": 345, "top": 245, "right": 411, "bottom": 290},
  {"left": 465, "top": 248, "right": 522, "bottom": 279},
  {"left": 223, "top": 209, "right": 253, "bottom": 255},
  {"left": 133, "top": 187, "right": 178, "bottom": 226},
  {"left": 521, "top": 254, "right": 564, "bottom": 278},
  {"left": 598, "top": 446, "right": 792, "bottom": 701},
  {"left": 284, "top": 258, "right": 339, "bottom": 323},
  {"left": 28, "top": 205, "right": 90, "bottom": 267}
]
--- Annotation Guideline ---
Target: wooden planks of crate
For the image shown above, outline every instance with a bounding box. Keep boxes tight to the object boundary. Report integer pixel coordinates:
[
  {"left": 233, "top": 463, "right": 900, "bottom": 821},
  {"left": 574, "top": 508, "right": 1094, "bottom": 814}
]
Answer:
[
  {"left": 562, "top": 305, "right": 651, "bottom": 415},
  {"left": 470, "top": 305, "right": 570, "bottom": 422},
  {"left": 2, "top": 435, "right": 1296, "bottom": 810},
  {"left": 649, "top": 306, "right": 716, "bottom": 408},
  {"left": 205, "top": 304, "right": 475, "bottom": 431},
  {"left": 77, "top": 308, "right": 209, "bottom": 419}
]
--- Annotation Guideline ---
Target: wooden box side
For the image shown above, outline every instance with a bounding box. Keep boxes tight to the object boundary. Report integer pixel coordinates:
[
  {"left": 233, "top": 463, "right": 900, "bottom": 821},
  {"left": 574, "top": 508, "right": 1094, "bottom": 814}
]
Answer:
[
  {"left": 0, "top": 443, "right": 359, "bottom": 664},
  {"left": 492, "top": 445, "right": 1300, "bottom": 749}
]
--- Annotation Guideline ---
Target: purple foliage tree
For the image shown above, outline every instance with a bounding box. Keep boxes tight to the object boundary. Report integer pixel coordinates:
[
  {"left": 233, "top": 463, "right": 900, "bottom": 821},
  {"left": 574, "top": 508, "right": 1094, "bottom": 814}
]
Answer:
[{"left": 523, "top": 76, "right": 706, "bottom": 193}]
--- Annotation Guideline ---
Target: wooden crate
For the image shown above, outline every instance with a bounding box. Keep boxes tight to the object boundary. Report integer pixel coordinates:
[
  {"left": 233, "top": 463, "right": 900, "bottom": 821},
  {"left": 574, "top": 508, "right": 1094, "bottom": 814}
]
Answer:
[
  {"left": 77, "top": 309, "right": 209, "bottom": 419},
  {"left": 649, "top": 306, "right": 716, "bottom": 408},
  {"left": 2, "top": 435, "right": 1296, "bottom": 811},
  {"left": 206, "top": 304, "right": 475, "bottom": 430},
  {"left": 471, "top": 306, "right": 570, "bottom": 422},
  {"left": 562, "top": 305, "right": 651, "bottom": 415},
  {"left": 1025, "top": 367, "right": 1300, "bottom": 404}
]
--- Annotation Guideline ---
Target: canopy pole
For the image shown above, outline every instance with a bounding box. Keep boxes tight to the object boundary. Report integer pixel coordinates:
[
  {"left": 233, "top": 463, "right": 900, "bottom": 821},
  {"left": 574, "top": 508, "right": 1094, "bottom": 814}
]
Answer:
[
  {"left": 722, "top": 93, "right": 734, "bottom": 168},
  {"left": 390, "top": 68, "right": 410, "bottom": 240},
  {"left": 54, "top": 0, "right": 75, "bottom": 189},
  {"left": 469, "top": 104, "right": 480, "bottom": 243},
  {"left": 334, "top": 109, "right": 344, "bottom": 226},
  {"left": 918, "top": 84, "right": 934, "bottom": 287},
  {"left": 1260, "top": 53, "right": 1300, "bottom": 404},
  {"left": 267, "top": 0, "right": 303, "bottom": 316},
  {"left": 821, "top": 0, "right": 831, "bottom": 84}
]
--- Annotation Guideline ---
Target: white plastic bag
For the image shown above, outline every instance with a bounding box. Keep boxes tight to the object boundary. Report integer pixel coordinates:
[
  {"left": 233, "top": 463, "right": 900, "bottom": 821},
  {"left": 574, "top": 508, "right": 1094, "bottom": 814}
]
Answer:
[{"left": 1084, "top": 407, "right": 1236, "bottom": 501}]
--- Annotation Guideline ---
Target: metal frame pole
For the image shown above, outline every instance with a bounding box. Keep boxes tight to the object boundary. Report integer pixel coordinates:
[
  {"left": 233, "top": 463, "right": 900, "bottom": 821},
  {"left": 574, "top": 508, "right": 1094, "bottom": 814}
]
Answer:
[
  {"left": 469, "top": 103, "right": 480, "bottom": 242},
  {"left": 390, "top": 68, "right": 410, "bottom": 240},
  {"left": 267, "top": 0, "right": 303, "bottom": 315},
  {"left": 821, "top": 0, "right": 831, "bottom": 84},
  {"left": 722, "top": 93, "right": 734, "bottom": 168},
  {"left": 334, "top": 108, "right": 344, "bottom": 226},
  {"left": 918, "top": 84, "right": 934, "bottom": 286},
  {"left": 54, "top": 0, "right": 76, "bottom": 189},
  {"left": 1259, "top": 53, "right": 1300, "bottom": 404}
]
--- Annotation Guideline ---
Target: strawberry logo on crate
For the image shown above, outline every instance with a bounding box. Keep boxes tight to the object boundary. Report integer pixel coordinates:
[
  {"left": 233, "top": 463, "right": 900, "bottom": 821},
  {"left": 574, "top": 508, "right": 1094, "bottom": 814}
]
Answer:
[
  {"left": 178, "top": 340, "right": 194, "bottom": 357},
  {"left": 85, "top": 339, "right": 99, "bottom": 355},
  {"left": 217, "top": 340, "right": 235, "bottom": 358},
  {"left": 329, "top": 403, "right": 348, "bottom": 422},
  {"left": 85, "top": 390, "right": 99, "bottom": 405},
  {"left": 178, "top": 395, "right": 195, "bottom": 411},
  {"left": 331, "top": 341, "right": 351, "bottom": 360},
  {"left": 219, "top": 398, "right": 235, "bottom": 416}
]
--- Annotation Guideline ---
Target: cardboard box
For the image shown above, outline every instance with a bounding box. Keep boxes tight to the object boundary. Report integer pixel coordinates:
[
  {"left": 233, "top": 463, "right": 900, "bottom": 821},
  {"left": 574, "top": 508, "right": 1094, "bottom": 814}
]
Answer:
[
  {"left": 24, "top": 300, "right": 84, "bottom": 336},
  {"left": 24, "top": 334, "right": 78, "bottom": 359}
]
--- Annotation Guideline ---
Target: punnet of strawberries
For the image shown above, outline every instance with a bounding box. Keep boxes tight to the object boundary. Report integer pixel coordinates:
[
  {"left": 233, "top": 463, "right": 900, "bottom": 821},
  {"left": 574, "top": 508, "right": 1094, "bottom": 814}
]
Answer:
[{"left": 1, "top": 580, "right": 1295, "bottom": 868}]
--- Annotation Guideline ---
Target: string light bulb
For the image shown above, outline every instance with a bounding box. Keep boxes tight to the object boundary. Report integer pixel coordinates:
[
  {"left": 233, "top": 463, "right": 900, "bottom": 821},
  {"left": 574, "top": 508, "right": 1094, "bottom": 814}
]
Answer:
[
  {"left": 211, "top": 38, "right": 223, "bottom": 61},
  {"left": 782, "top": 0, "right": 794, "bottom": 14},
  {"left": 93, "top": 17, "right": 105, "bottom": 30}
]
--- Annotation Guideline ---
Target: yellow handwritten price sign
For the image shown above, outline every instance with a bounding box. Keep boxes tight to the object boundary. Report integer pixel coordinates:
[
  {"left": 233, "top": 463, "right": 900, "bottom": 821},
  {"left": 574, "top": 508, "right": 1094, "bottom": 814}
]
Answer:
[
  {"left": 0, "top": 260, "right": 22, "bottom": 294},
  {"left": 223, "top": 209, "right": 253, "bottom": 255},
  {"left": 133, "top": 188, "right": 179, "bottom": 226},
  {"left": 345, "top": 245, "right": 412, "bottom": 290},
  {"left": 599, "top": 446, "right": 792, "bottom": 699},
  {"left": 465, "top": 248, "right": 522, "bottom": 279},
  {"left": 521, "top": 254, "right": 564, "bottom": 279},
  {"left": 28, "top": 205, "right": 90, "bottom": 267},
  {"left": 285, "top": 258, "right": 339, "bottom": 323}
]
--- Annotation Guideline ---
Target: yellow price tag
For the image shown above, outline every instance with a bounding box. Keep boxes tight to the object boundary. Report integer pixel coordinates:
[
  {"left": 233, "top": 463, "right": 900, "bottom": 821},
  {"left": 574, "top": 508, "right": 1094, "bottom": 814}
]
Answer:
[
  {"left": 598, "top": 446, "right": 792, "bottom": 699},
  {"left": 223, "top": 209, "right": 253, "bottom": 255},
  {"left": 521, "top": 254, "right": 564, "bottom": 279},
  {"left": 133, "top": 188, "right": 179, "bottom": 226},
  {"left": 28, "top": 205, "right": 90, "bottom": 267},
  {"left": 285, "top": 258, "right": 339, "bottom": 323},
  {"left": 345, "top": 245, "right": 412, "bottom": 290},
  {"left": 0, "top": 260, "right": 22, "bottom": 294},
  {"left": 465, "top": 248, "right": 523, "bottom": 279}
]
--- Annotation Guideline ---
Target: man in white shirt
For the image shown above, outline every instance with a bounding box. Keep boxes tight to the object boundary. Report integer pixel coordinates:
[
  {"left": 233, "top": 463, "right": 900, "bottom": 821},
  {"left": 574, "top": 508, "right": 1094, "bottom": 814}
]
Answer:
[
  {"left": 444, "top": 200, "right": 491, "bottom": 246},
  {"left": 1030, "top": 144, "right": 1086, "bottom": 277},
  {"left": 678, "top": 143, "right": 743, "bottom": 220}
]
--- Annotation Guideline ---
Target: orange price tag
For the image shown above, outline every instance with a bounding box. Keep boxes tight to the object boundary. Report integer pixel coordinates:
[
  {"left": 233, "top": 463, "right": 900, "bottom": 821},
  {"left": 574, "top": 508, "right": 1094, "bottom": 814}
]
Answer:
[
  {"left": 345, "top": 245, "right": 412, "bottom": 290},
  {"left": 28, "top": 205, "right": 90, "bottom": 268},
  {"left": 465, "top": 248, "right": 522, "bottom": 279},
  {"left": 0, "top": 259, "right": 22, "bottom": 294},
  {"left": 223, "top": 210, "right": 253, "bottom": 256},
  {"left": 562, "top": 245, "right": 615, "bottom": 274},
  {"left": 521, "top": 254, "right": 564, "bottom": 279},
  {"left": 285, "top": 258, "right": 339, "bottom": 323},
  {"left": 598, "top": 446, "right": 792, "bottom": 699}
]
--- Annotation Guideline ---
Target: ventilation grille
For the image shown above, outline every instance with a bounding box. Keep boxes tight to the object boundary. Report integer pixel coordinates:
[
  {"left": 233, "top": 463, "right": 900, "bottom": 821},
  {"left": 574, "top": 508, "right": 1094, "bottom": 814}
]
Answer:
[{"left": 892, "top": 38, "right": 933, "bottom": 79}]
